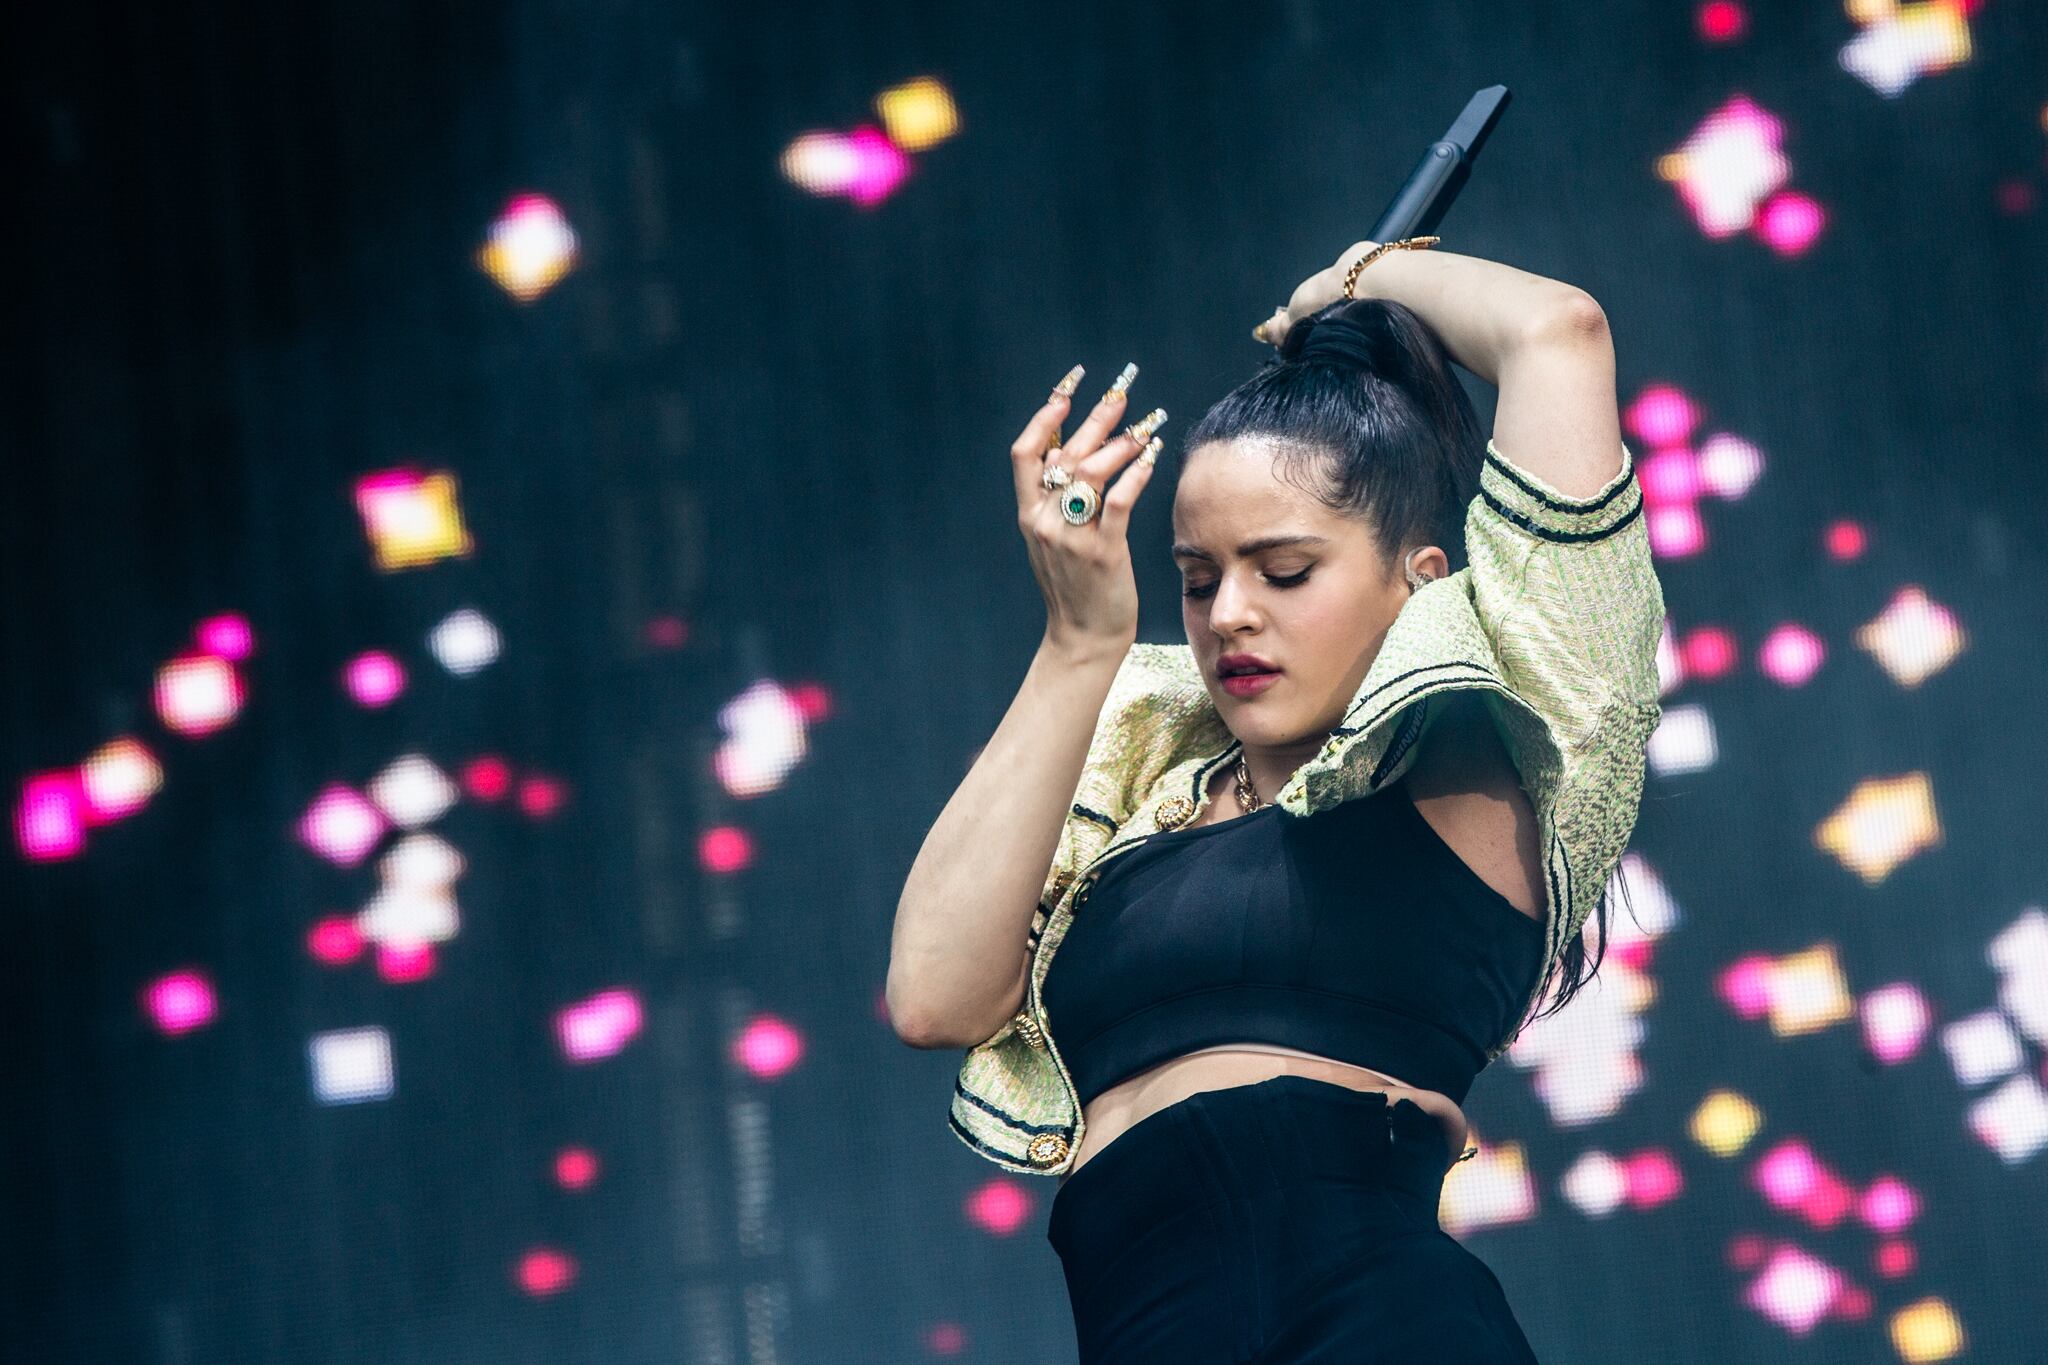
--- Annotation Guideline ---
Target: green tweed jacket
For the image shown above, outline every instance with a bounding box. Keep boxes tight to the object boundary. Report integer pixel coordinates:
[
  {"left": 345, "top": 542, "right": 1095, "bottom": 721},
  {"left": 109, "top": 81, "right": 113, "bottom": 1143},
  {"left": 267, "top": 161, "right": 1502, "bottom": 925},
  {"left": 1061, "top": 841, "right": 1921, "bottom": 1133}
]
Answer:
[{"left": 949, "top": 438, "right": 1667, "bottom": 1176}]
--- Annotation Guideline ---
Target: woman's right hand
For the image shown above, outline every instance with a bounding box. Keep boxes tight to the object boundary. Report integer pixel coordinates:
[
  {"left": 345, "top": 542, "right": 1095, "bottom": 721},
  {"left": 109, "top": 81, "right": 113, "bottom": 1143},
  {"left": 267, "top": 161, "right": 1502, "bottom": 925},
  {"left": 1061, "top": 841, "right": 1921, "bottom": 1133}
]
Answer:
[{"left": 1010, "top": 363, "right": 1167, "bottom": 661}]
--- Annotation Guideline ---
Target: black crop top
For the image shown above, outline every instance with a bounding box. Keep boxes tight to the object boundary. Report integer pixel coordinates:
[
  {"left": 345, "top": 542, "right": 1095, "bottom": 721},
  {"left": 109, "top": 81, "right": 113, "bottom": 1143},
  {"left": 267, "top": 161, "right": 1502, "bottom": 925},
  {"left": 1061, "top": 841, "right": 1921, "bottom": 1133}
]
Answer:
[{"left": 1040, "top": 775, "right": 1545, "bottom": 1109}]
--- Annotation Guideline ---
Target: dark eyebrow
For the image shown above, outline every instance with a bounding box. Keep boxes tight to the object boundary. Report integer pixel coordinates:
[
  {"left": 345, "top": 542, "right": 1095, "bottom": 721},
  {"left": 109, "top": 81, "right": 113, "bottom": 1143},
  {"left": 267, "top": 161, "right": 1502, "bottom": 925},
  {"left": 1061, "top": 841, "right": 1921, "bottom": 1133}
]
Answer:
[{"left": 1170, "top": 534, "right": 1330, "bottom": 563}]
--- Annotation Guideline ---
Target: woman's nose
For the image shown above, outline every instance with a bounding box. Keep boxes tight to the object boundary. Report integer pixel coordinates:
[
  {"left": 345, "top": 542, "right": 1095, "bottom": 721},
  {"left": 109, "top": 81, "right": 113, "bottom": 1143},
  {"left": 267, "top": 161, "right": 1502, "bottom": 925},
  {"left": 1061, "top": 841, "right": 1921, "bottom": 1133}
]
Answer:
[{"left": 1208, "top": 576, "right": 1259, "bottom": 632}]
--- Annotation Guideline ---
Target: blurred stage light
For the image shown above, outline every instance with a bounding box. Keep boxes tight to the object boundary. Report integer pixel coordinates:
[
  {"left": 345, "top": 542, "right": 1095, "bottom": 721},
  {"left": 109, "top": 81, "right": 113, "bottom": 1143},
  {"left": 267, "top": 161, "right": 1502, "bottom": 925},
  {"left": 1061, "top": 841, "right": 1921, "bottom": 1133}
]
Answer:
[
  {"left": 307, "top": 915, "right": 367, "bottom": 966},
  {"left": 1743, "top": 1243, "right": 1845, "bottom": 1334},
  {"left": 478, "top": 192, "right": 579, "bottom": 302},
  {"left": 714, "top": 679, "right": 809, "bottom": 797},
  {"left": 1860, "top": 982, "right": 1933, "bottom": 1063},
  {"left": 962, "top": 1178, "right": 1032, "bottom": 1237},
  {"left": 17, "top": 771, "right": 87, "bottom": 860},
  {"left": 378, "top": 831, "right": 465, "bottom": 890},
  {"left": 298, "top": 783, "right": 390, "bottom": 868},
  {"left": 1646, "top": 701, "right": 1717, "bottom": 776},
  {"left": 194, "top": 612, "right": 254, "bottom": 660},
  {"left": 1855, "top": 586, "right": 1965, "bottom": 688},
  {"left": 1841, "top": 4, "right": 1973, "bottom": 100},
  {"left": 554, "top": 1147, "right": 601, "bottom": 1190},
  {"left": 1655, "top": 95, "right": 1792, "bottom": 240},
  {"left": 154, "top": 652, "right": 245, "bottom": 736},
  {"left": 873, "top": 75, "right": 959, "bottom": 151},
  {"left": 1439, "top": 1142, "right": 1538, "bottom": 1234},
  {"left": 461, "top": 755, "right": 513, "bottom": 801},
  {"left": 732, "top": 1014, "right": 804, "bottom": 1079},
  {"left": 1695, "top": 433, "right": 1764, "bottom": 498},
  {"left": 1965, "top": 1073, "right": 2048, "bottom": 1164},
  {"left": 1756, "top": 190, "right": 1827, "bottom": 256},
  {"left": 1757, "top": 624, "right": 1826, "bottom": 686},
  {"left": 556, "top": 988, "right": 644, "bottom": 1063},
  {"left": 1690, "top": 1089, "right": 1764, "bottom": 1157},
  {"left": 698, "top": 824, "right": 754, "bottom": 873},
  {"left": 1765, "top": 945, "right": 1856, "bottom": 1037},
  {"left": 1888, "top": 1296, "right": 1967, "bottom": 1362},
  {"left": 353, "top": 468, "right": 474, "bottom": 572},
  {"left": 1824, "top": 519, "right": 1868, "bottom": 560},
  {"left": 343, "top": 650, "right": 408, "bottom": 708},
  {"left": 1858, "top": 1175, "right": 1921, "bottom": 1235},
  {"left": 358, "top": 886, "right": 460, "bottom": 949},
  {"left": 375, "top": 941, "right": 437, "bottom": 983},
  {"left": 81, "top": 737, "right": 162, "bottom": 823},
  {"left": 429, "top": 606, "right": 501, "bottom": 675},
  {"left": 368, "top": 754, "right": 458, "bottom": 828},
  {"left": 1990, "top": 910, "right": 2048, "bottom": 1042},
  {"left": 780, "top": 126, "right": 910, "bottom": 206},
  {"left": 1813, "top": 772, "right": 1941, "bottom": 885},
  {"left": 516, "top": 775, "right": 566, "bottom": 819},
  {"left": 1940, "top": 1010, "right": 2023, "bottom": 1087},
  {"left": 309, "top": 1026, "right": 395, "bottom": 1104},
  {"left": 1559, "top": 1149, "right": 1629, "bottom": 1217},
  {"left": 142, "top": 969, "right": 217, "bottom": 1035},
  {"left": 514, "top": 1247, "right": 578, "bottom": 1298}
]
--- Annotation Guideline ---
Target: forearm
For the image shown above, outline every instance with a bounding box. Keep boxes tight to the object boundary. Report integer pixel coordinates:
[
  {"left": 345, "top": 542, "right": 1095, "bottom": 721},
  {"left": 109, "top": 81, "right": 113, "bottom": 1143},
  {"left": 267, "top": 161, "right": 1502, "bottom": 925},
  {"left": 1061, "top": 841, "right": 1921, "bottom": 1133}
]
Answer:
[
  {"left": 886, "top": 635, "right": 1126, "bottom": 1048},
  {"left": 1342, "top": 241, "right": 1592, "bottom": 389}
]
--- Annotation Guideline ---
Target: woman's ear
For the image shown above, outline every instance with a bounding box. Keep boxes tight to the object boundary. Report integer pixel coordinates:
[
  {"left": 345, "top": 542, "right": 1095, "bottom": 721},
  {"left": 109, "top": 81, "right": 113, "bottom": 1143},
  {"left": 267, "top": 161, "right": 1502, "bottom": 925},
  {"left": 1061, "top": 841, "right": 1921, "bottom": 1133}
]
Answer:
[{"left": 1403, "top": 544, "right": 1451, "bottom": 587}]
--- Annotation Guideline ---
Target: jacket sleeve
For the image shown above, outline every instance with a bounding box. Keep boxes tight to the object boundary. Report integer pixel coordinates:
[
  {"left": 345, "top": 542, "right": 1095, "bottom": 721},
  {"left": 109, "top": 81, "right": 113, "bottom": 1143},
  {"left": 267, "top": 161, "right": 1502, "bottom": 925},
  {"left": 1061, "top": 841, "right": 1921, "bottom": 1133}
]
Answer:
[
  {"left": 1464, "top": 437, "right": 1668, "bottom": 941},
  {"left": 1026, "top": 644, "right": 1211, "bottom": 948},
  {"left": 1466, "top": 438, "right": 1665, "bottom": 733}
]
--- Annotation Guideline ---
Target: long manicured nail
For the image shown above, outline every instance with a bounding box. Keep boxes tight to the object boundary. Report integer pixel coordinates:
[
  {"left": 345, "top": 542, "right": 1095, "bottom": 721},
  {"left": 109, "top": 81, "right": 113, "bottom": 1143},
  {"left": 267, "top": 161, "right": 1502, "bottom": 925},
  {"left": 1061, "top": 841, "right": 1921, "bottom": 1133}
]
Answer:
[
  {"left": 1129, "top": 407, "right": 1168, "bottom": 443},
  {"left": 1051, "top": 363, "right": 1085, "bottom": 400},
  {"left": 1138, "top": 436, "right": 1163, "bottom": 467},
  {"left": 1100, "top": 361, "right": 1138, "bottom": 405}
]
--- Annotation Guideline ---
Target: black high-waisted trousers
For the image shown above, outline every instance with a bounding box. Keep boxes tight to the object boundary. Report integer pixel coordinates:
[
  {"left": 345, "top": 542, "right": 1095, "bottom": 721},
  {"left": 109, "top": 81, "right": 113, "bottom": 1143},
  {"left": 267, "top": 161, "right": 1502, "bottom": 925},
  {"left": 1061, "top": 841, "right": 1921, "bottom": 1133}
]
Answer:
[{"left": 1045, "top": 1074, "right": 1542, "bottom": 1363}]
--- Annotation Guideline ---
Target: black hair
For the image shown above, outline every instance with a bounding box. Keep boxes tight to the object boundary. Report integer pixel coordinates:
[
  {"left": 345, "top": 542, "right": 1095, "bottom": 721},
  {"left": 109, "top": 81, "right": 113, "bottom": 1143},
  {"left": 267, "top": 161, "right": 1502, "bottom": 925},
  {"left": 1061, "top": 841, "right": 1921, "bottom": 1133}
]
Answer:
[
  {"left": 1178, "top": 294, "right": 1632, "bottom": 1032},
  {"left": 1177, "top": 296, "right": 1485, "bottom": 579}
]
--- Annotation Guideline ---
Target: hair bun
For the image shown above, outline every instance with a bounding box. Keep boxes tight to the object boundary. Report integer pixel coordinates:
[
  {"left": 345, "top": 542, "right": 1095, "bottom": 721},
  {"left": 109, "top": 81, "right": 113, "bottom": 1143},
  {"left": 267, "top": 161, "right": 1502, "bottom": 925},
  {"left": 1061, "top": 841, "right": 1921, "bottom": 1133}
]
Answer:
[{"left": 1283, "top": 302, "right": 1403, "bottom": 379}]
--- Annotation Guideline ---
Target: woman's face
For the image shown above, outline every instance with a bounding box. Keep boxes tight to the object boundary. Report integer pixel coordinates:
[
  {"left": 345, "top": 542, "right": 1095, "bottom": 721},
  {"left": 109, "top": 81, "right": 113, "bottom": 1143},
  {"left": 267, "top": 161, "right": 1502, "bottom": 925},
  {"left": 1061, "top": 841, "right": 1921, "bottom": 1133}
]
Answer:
[{"left": 1171, "top": 436, "right": 1446, "bottom": 751}]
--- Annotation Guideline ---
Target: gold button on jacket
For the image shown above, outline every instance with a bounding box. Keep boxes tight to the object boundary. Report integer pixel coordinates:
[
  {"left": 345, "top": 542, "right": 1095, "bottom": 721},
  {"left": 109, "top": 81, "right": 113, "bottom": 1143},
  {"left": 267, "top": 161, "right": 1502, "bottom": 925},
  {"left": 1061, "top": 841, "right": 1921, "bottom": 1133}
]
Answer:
[{"left": 947, "top": 440, "right": 1668, "bottom": 1178}]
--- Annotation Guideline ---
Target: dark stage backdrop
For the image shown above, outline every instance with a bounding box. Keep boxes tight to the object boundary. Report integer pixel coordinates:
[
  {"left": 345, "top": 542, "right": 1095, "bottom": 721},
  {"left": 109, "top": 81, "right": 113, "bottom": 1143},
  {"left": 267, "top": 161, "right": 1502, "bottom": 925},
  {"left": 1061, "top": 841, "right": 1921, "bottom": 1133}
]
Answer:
[{"left": 7, "top": 2, "right": 2048, "bottom": 1362}]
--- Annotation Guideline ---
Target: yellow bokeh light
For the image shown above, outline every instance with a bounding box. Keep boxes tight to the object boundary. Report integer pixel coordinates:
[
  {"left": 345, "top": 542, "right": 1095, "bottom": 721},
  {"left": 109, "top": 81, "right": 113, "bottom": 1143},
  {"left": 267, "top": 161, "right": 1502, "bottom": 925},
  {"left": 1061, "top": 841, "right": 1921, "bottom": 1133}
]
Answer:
[
  {"left": 1889, "top": 1296, "right": 1966, "bottom": 1361},
  {"left": 874, "top": 76, "right": 959, "bottom": 152},
  {"left": 1813, "top": 772, "right": 1941, "bottom": 886},
  {"left": 1689, "top": 1090, "right": 1762, "bottom": 1157}
]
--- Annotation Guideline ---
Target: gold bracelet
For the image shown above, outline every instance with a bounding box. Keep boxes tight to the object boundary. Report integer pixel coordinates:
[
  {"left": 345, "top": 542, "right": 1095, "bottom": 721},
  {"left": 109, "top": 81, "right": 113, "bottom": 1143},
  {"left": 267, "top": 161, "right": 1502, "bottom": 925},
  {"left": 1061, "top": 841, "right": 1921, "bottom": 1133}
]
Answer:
[{"left": 1341, "top": 235, "right": 1442, "bottom": 299}]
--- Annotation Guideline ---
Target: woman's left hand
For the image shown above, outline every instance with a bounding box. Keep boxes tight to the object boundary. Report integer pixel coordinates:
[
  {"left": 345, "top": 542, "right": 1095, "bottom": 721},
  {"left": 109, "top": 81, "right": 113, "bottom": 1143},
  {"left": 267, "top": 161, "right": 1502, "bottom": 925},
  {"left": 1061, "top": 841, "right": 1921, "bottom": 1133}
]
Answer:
[{"left": 1253, "top": 240, "right": 1380, "bottom": 350}]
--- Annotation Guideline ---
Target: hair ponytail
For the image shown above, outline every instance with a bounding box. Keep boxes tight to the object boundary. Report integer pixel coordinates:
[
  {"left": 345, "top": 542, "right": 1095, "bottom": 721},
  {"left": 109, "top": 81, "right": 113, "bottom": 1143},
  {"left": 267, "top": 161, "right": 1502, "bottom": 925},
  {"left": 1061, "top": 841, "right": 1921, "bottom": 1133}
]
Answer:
[{"left": 1185, "top": 296, "right": 1484, "bottom": 578}]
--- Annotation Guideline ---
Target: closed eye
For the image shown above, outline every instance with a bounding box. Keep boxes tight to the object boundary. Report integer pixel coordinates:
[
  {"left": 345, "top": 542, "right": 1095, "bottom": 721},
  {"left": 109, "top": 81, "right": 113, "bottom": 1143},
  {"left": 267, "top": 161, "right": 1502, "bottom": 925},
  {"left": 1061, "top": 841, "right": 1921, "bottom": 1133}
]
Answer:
[{"left": 1181, "top": 568, "right": 1312, "bottom": 599}]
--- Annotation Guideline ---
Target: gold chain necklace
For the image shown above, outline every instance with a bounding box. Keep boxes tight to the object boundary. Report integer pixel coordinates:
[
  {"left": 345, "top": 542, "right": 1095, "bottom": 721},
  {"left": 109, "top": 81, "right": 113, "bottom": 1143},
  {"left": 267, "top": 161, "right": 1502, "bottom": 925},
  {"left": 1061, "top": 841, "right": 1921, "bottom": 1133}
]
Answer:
[{"left": 1233, "top": 750, "right": 1268, "bottom": 813}]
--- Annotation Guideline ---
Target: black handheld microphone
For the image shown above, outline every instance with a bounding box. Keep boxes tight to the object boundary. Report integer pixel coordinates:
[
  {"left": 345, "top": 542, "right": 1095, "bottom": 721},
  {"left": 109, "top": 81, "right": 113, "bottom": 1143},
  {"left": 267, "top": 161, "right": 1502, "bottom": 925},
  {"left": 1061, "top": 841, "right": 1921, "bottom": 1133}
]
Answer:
[{"left": 1364, "top": 85, "right": 1511, "bottom": 245}]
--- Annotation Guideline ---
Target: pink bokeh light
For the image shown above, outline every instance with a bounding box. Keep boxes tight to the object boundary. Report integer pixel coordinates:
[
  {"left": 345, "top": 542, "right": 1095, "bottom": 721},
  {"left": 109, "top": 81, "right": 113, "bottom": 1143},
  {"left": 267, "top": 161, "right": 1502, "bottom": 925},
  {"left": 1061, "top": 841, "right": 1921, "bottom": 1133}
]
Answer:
[
  {"left": 196, "top": 613, "right": 255, "bottom": 661},
  {"left": 1646, "top": 504, "right": 1706, "bottom": 558},
  {"left": 846, "top": 125, "right": 911, "bottom": 207},
  {"left": 1859, "top": 983, "right": 1931, "bottom": 1064},
  {"left": 1755, "top": 191, "right": 1826, "bottom": 256},
  {"left": 556, "top": 988, "right": 644, "bottom": 1063},
  {"left": 375, "top": 941, "right": 437, "bottom": 983},
  {"left": 1696, "top": 0, "right": 1747, "bottom": 42},
  {"left": 555, "top": 1146, "right": 601, "bottom": 1190},
  {"left": 699, "top": 825, "right": 754, "bottom": 874},
  {"left": 308, "top": 916, "right": 367, "bottom": 966},
  {"left": 17, "top": 771, "right": 88, "bottom": 860},
  {"left": 732, "top": 1015, "right": 805, "bottom": 1079},
  {"left": 1625, "top": 385, "right": 1702, "bottom": 449},
  {"left": 344, "top": 651, "right": 407, "bottom": 708},
  {"left": 1823, "top": 520, "right": 1867, "bottom": 561},
  {"left": 1858, "top": 1175, "right": 1921, "bottom": 1234},
  {"left": 144, "top": 969, "right": 218, "bottom": 1035},
  {"left": 1757, "top": 624, "right": 1826, "bottom": 686},
  {"left": 788, "top": 681, "right": 833, "bottom": 722},
  {"left": 963, "top": 1178, "right": 1034, "bottom": 1237},
  {"left": 514, "top": 1247, "right": 578, "bottom": 1297},
  {"left": 1718, "top": 954, "right": 1775, "bottom": 1019},
  {"left": 1679, "top": 626, "right": 1738, "bottom": 681},
  {"left": 1873, "top": 1239, "right": 1916, "bottom": 1278},
  {"left": 517, "top": 775, "right": 566, "bottom": 819},
  {"left": 462, "top": 755, "right": 513, "bottom": 801},
  {"left": 1623, "top": 1149, "right": 1685, "bottom": 1209},
  {"left": 298, "top": 783, "right": 389, "bottom": 867}
]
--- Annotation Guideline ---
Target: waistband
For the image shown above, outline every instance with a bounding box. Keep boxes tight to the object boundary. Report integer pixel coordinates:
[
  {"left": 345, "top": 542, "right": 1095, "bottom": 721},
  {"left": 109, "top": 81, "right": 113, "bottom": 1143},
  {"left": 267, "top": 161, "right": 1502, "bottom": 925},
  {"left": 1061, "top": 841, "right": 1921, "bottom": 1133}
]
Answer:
[{"left": 1046, "top": 1074, "right": 1449, "bottom": 1260}]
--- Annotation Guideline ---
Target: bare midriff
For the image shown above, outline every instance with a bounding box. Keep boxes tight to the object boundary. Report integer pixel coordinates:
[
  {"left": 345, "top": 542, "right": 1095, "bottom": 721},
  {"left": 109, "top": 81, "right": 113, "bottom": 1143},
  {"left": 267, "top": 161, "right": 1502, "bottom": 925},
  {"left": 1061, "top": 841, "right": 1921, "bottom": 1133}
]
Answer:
[{"left": 1059, "top": 1042, "right": 1469, "bottom": 1182}]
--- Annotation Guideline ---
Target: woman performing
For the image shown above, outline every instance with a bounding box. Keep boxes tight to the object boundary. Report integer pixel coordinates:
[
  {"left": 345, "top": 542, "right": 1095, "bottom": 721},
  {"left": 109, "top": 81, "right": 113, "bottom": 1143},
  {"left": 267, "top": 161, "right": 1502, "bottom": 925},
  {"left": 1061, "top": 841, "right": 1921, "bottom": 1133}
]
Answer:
[{"left": 889, "top": 236, "right": 1667, "bottom": 1361}]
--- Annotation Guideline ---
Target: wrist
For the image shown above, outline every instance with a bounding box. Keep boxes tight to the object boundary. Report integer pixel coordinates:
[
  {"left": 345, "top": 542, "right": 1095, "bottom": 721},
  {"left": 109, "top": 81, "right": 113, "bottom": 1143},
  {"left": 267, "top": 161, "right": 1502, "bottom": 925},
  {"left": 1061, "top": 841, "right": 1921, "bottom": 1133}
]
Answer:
[{"left": 1040, "top": 629, "right": 1131, "bottom": 673}]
